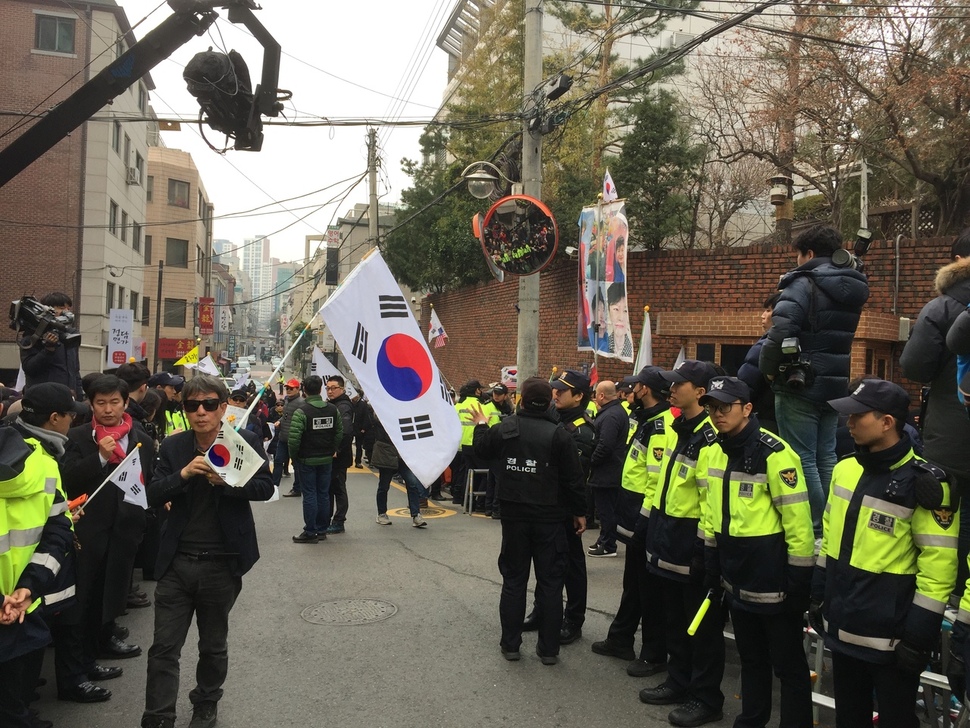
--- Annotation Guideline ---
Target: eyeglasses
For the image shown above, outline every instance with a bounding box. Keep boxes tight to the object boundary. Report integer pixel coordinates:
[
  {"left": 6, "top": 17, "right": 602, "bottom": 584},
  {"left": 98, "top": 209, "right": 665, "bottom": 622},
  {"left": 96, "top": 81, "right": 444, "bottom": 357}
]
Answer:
[
  {"left": 183, "top": 398, "right": 222, "bottom": 412},
  {"left": 325, "top": 385, "right": 342, "bottom": 391},
  {"left": 705, "top": 402, "right": 742, "bottom": 415}
]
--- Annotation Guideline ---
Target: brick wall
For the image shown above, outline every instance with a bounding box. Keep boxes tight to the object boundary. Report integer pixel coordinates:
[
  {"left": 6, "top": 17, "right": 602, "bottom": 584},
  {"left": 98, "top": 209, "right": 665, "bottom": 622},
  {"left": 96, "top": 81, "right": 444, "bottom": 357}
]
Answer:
[{"left": 423, "top": 235, "right": 957, "bottom": 398}]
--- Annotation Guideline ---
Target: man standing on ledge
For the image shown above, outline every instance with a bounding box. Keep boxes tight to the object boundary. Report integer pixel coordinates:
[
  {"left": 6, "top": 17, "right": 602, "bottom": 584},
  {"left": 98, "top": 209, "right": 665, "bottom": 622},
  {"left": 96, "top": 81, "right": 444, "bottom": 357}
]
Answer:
[
  {"left": 140, "top": 375, "right": 273, "bottom": 728},
  {"left": 471, "top": 377, "right": 586, "bottom": 666}
]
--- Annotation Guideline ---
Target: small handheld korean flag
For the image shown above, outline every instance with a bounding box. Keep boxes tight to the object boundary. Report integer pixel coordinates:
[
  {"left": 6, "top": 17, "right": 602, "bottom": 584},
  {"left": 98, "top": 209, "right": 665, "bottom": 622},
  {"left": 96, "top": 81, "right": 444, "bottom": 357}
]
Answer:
[
  {"left": 205, "top": 421, "right": 264, "bottom": 487},
  {"left": 310, "top": 346, "right": 359, "bottom": 399},
  {"left": 195, "top": 354, "right": 221, "bottom": 376},
  {"left": 320, "top": 250, "right": 461, "bottom": 486},
  {"left": 110, "top": 446, "right": 147, "bottom": 509},
  {"left": 428, "top": 308, "right": 448, "bottom": 349}
]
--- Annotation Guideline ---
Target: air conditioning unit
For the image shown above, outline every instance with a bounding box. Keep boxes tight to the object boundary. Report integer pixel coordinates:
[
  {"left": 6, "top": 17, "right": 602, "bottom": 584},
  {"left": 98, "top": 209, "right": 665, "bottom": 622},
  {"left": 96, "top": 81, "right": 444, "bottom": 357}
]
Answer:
[
  {"left": 126, "top": 167, "right": 140, "bottom": 185},
  {"left": 898, "top": 317, "right": 912, "bottom": 342},
  {"left": 667, "top": 31, "right": 695, "bottom": 49}
]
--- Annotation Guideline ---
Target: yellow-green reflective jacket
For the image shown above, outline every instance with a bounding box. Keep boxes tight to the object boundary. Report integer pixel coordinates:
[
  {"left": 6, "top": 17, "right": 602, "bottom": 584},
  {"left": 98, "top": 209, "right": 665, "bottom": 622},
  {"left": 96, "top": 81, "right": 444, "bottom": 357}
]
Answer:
[{"left": 622, "top": 408, "right": 672, "bottom": 503}]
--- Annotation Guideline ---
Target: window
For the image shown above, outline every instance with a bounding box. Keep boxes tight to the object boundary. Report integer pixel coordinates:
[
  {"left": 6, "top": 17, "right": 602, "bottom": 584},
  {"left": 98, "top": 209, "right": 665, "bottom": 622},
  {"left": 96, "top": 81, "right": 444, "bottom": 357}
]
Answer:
[
  {"left": 134, "top": 153, "right": 144, "bottom": 184},
  {"left": 115, "top": 36, "right": 123, "bottom": 60},
  {"left": 132, "top": 222, "right": 141, "bottom": 253},
  {"left": 112, "top": 121, "right": 121, "bottom": 154},
  {"left": 106, "top": 282, "right": 115, "bottom": 316},
  {"left": 142, "top": 296, "right": 151, "bottom": 326},
  {"left": 163, "top": 298, "right": 186, "bottom": 328},
  {"left": 118, "top": 287, "right": 125, "bottom": 309},
  {"left": 167, "top": 179, "right": 190, "bottom": 208},
  {"left": 35, "top": 15, "right": 75, "bottom": 54},
  {"left": 138, "top": 84, "right": 147, "bottom": 113},
  {"left": 198, "top": 191, "right": 205, "bottom": 216},
  {"left": 123, "top": 134, "right": 131, "bottom": 166},
  {"left": 130, "top": 291, "right": 139, "bottom": 315},
  {"left": 120, "top": 211, "right": 128, "bottom": 243},
  {"left": 109, "top": 200, "right": 118, "bottom": 235},
  {"left": 197, "top": 246, "right": 204, "bottom": 274},
  {"left": 166, "top": 238, "right": 188, "bottom": 268},
  {"left": 144, "top": 235, "right": 152, "bottom": 264},
  {"left": 696, "top": 343, "right": 715, "bottom": 363},
  {"left": 146, "top": 175, "right": 153, "bottom": 202}
]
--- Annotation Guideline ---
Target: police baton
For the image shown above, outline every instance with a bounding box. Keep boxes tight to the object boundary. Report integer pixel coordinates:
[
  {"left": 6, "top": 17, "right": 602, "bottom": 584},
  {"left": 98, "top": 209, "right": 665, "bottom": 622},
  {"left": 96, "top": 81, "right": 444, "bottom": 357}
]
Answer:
[{"left": 687, "top": 589, "right": 714, "bottom": 636}]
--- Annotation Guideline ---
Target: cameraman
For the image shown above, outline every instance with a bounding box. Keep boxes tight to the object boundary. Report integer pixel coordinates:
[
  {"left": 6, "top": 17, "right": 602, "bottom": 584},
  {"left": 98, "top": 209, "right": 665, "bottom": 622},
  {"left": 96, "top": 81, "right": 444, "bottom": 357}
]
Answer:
[
  {"left": 759, "top": 225, "right": 869, "bottom": 540},
  {"left": 19, "top": 292, "right": 82, "bottom": 399}
]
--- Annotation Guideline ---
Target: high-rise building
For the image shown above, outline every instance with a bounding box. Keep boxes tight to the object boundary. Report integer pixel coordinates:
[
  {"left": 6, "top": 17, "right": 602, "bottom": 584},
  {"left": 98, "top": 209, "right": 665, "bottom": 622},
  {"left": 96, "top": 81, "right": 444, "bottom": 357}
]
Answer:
[{"left": 241, "top": 235, "right": 273, "bottom": 332}]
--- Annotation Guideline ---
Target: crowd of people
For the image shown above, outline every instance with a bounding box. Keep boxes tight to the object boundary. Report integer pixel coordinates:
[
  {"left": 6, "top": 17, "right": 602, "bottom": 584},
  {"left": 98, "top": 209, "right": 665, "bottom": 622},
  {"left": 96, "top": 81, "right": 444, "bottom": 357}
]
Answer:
[{"left": 10, "top": 223, "right": 970, "bottom": 728}]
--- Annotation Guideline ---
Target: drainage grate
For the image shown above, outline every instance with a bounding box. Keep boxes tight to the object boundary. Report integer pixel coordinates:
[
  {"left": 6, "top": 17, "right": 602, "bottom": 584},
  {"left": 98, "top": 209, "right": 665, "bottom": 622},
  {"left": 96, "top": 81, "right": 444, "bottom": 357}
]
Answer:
[{"left": 301, "top": 598, "right": 398, "bottom": 626}]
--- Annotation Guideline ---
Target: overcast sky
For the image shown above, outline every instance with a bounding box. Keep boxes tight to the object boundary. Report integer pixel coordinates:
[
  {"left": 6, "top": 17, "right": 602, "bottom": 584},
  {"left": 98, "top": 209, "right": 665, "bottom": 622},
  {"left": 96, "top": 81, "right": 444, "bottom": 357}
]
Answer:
[{"left": 119, "top": 0, "right": 450, "bottom": 265}]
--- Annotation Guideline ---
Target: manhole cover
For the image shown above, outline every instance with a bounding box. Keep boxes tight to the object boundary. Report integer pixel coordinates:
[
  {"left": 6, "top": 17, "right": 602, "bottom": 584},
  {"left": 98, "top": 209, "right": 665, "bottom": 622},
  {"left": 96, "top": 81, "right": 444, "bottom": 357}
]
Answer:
[{"left": 301, "top": 599, "right": 398, "bottom": 625}]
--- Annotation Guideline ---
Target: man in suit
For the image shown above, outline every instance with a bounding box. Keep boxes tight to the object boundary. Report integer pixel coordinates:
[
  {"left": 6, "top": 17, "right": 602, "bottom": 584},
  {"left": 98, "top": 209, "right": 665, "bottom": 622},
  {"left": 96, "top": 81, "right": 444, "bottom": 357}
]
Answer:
[
  {"left": 61, "top": 375, "right": 154, "bottom": 682},
  {"left": 140, "top": 374, "right": 273, "bottom": 728}
]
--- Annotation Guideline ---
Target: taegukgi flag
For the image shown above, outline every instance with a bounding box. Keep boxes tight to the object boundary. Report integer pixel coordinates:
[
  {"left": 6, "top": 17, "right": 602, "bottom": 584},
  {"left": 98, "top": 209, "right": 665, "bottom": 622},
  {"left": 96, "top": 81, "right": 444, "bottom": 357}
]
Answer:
[
  {"left": 110, "top": 446, "right": 147, "bottom": 509},
  {"left": 320, "top": 250, "right": 461, "bottom": 486},
  {"left": 205, "top": 420, "right": 265, "bottom": 487},
  {"left": 310, "top": 346, "right": 359, "bottom": 399},
  {"left": 428, "top": 308, "right": 448, "bottom": 348}
]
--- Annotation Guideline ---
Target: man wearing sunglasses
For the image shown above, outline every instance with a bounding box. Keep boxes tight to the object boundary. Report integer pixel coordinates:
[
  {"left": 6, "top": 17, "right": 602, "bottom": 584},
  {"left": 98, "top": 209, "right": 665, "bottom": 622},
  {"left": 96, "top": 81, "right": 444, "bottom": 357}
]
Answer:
[
  {"left": 140, "top": 375, "right": 273, "bottom": 728},
  {"left": 699, "top": 376, "right": 814, "bottom": 728}
]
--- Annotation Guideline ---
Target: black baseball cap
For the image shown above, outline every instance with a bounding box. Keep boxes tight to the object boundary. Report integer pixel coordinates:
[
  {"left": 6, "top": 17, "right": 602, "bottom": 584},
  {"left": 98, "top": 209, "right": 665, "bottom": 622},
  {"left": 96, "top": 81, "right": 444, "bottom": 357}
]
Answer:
[
  {"left": 634, "top": 366, "right": 668, "bottom": 393},
  {"left": 699, "top": 376, "right": 751, "bottom": 405},
  {"left": 550, "top": 370, "right": 591, "bottom": 393},
  {"left": 492, "top": 383, "right": 509, "bottom": 395},
  {"left": 519, "top": 377, "right": 553, "bottom": 411},
  {"left": 149, "top": 372, "right": 185, "bottom": 392},
  {"left": 21, "top": 382, "right": 85, "bottom": 417},
  {"left": 229, "top": 389, "right": 249, "bottom": 402},
  {"left": 660, "top": 360, "right": 717, "bottom": 388},
  {"left": 828, "top": 379, "right": 910, "bottom": 422}
]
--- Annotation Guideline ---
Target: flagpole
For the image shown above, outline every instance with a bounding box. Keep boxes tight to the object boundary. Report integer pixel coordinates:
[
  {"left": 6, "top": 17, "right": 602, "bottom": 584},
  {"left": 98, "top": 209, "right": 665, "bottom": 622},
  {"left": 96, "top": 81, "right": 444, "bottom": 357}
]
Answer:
[{"left": 76, "top": 444, "right": 142, "bottom": 510}]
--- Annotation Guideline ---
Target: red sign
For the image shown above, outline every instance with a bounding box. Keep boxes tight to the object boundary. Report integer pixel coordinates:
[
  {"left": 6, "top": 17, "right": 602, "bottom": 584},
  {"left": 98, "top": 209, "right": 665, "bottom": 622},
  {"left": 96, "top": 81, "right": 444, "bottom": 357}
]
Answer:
[
  {"left": 111, "top": 351, "right": 127, "bottom": 364},
  {"left": 199, "top": 297, "right": 215, "bottom": 336},
  {"left": 158, "top": 338, "right": 197, "bottom": 359}
]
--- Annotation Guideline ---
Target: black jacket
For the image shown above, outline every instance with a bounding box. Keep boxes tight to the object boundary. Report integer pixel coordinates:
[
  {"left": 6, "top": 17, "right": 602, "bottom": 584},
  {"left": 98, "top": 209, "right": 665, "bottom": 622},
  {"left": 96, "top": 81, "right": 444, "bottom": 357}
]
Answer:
[
  {"left": 738, "top": 335, "right": 776, "bottom": 431},
  {"left": 759, "top": 257, "right": 869, "bottom": 405},
  {"left": 902, "top": 256, "right": 970, "bottom": 479},
  {"left": 147, "top": 429, "right": 274, "bottom": 578},
  {"left": 329, "top": 393, "right": 355, "bottom": 468},
  {"left": 20, "top": 336, "right": 83, "bottom": 399},
  {"left": 587, "top": 398, "right": 628, "bottom": 488}
]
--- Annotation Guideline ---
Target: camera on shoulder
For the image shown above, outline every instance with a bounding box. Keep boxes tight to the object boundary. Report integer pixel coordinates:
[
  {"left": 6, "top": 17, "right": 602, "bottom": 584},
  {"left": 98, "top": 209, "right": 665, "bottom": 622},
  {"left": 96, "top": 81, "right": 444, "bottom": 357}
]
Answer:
[
  {"left": 777, "top": 337, "right": 814, "bottom": 391},
  {"left": 9, "top": 296, "right": 81, "bottom": 349}
]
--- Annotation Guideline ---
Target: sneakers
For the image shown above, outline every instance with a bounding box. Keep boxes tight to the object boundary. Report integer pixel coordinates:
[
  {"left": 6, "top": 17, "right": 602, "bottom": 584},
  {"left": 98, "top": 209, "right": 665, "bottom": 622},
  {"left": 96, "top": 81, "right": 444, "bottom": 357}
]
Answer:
[
  {"left": 326, "top": 524, "right": 345, "bottom": 534},
  {"left": 501, "top": 645, "right": 521, "bottom": 661},
  {"left": 668, "top": 698, "right": 722, "bottom": 727},
  {"left": 536, "top": 648, "right": 559, "bottom": 665},
  {"left": 591, "top": 639, "right": 636, "bottom": 661},
  {"left": 292, "top": 531, "right": 318, "bottom": 544},
  {"left": 412, "top": 515, "right": 427, "bottom": 528},
  {"left": 587, "top": 544, "right": 617, "bottom": 558},
  {"left": 188, "top": 701, "right": 218, "bottom": 728},
  {"left": 376, "top": 513, "right": 392, "bottom": 526}
]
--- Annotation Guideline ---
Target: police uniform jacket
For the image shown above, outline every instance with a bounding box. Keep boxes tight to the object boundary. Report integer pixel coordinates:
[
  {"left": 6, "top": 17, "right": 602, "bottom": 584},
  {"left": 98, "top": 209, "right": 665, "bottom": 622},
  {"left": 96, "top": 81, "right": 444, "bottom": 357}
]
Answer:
[
  {"left": 811, "top": 434, "right": 957, "bottom": 663},
  {"left": 472, "top": 406, "right": 585, "bottom": 523},
  {"left": 147, "top": 429, "right": 274, "bottom": 578},
  {"left": 616, "top": 402, "right": 671, "bottom": 543},
  {"left": 645, "top": 409, "right": 717, "bottom": 581},
  {"left": 700, "top": 417, "right": 814, "bottom": 614},
  {"left": 456, "top": 396, "right": 480, "bottom": 448},
  {"left": 556, "top": 404, "right": 594, "bottom": 482}
]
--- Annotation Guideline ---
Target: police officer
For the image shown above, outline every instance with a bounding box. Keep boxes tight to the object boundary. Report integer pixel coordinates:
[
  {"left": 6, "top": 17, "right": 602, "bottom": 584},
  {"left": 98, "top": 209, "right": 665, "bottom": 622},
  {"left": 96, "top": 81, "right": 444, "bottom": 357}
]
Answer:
[
  {"left": 699, "top": 376, "right": 814, "bottom": 728},
  {"left": 812, "top": 378, "right": 957, "bottom": 728},
  {"left": 470, "top": 377, "right": 586, "bottom": 665},
  {"left": 593, "top": 366, "right": 673, "bottom": 677},
  {"left": 639, "top": 359, "right": 724, "bottom": 727},
  {"left": 453, "top": 380, "right": 493, "bottom": 507}
]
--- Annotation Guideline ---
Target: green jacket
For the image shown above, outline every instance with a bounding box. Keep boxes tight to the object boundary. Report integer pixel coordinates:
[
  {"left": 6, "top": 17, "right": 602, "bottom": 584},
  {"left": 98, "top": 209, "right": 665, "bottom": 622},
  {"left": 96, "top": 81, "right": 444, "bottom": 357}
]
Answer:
[{"left": 288, "top": 395, "right": 343, "bottom": 465}]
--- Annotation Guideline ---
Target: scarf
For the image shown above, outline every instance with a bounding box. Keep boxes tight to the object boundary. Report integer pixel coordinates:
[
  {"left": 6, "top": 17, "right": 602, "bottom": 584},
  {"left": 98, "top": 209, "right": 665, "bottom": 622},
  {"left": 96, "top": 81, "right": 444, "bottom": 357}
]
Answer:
[{"left": 93, "top": 412, "right": 133, "bottom": 464}]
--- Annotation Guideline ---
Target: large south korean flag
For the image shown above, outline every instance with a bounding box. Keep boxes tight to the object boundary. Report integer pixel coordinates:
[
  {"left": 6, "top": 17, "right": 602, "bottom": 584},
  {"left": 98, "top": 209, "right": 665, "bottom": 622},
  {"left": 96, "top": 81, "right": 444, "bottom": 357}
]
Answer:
[{"left": 320, "top": 250, "right": 461, "bottom": 486}]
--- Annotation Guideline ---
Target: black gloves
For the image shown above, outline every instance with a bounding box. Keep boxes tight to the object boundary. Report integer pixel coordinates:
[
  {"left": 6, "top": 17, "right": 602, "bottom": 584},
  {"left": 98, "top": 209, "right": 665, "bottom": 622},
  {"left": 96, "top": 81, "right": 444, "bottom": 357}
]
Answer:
[
  {"left": 894, "top": 640, "right": 930, "bottom": 675},
  {"left": 808, "top": 601, "right": 825, "bottom": 635}
]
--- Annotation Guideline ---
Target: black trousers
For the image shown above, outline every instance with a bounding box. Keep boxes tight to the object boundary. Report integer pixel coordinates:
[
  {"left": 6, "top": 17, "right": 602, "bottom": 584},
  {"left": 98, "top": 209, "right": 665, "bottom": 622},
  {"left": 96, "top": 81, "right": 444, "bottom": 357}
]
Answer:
[
  {"left": 328, "top": 465, "right": 349, "bottom": 525},
  {"left": 660, "top": 577, "right": 725, "bottom": 710},
  {"left": 0, "top": 647, "right": 45, "bottom": 728},
  {"left": 143, "top": 555, "right": 242, "bottom": 724},
  {"left": 563, "top": 524, "right": 587, "bottom": 627},
  {"left": 607, "top": 519, "right": 667, "bottom": 663},
  {"left": 831, "top": 650, "right": 920, "bottom": 728},
  {"left": 498, "top": 518, "right": 568, "bottom": 657},
  {"left": 592, "top": 487, "right": 619, "bottom": 551},
  {"left": 730, "top": 606, "right": 813, "bottom": 728}
]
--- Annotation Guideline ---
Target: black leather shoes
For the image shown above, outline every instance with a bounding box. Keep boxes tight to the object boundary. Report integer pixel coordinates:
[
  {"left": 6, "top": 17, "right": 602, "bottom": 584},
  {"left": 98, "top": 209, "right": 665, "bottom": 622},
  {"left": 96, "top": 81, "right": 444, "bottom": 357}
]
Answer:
[
  {"left": 501, "top": 645, "right": 521, "bottom": 661},
  {"left": 560, "top": 623, "right": 582, "bottom": 645},
  {"left": 638, "top": 683, "right": 687, "bottom": 705},
  {"left": 112, "top": 624, "right": 129, "bottom": 641},
  {"left": 536, "top": 648, "right": 558, "bottom": 665},
  {"left": 591, "top": 638, "right": 635, "bottom": 661},
  {"left": 521, "top": 611, "right": 539, "bottom": 632},
  {"left": 668, "top": 698, "right": 723, "bottom": 727},
  {"left": 627, "top": 658, "right": 667, "bottom": 677},
  {"left": 99, "top": 635, "right": 142, "bottom": 659},
  {"left": 58, "top": 681, "right": 111, "bottom": 703},
  {"left": 88, "top": 664, "right": 123, "bottom": 681}
]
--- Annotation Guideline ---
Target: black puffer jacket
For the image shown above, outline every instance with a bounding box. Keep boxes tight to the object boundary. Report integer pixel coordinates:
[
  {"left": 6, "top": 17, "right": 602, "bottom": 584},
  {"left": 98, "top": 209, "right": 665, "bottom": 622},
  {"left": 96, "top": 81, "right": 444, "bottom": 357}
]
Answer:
[
  {"left": 759, "top": 258, "right": 869, "bottom": 404},
  {"left": 902, "top": 256, "right": 970, "bottom": 480}
]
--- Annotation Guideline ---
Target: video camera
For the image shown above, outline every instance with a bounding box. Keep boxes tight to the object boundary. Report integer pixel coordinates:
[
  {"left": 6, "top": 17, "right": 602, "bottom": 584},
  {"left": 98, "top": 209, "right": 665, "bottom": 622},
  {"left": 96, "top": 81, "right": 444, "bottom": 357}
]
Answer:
[
  {"left": 832, "top": 229, "right": 873, "bottom": 271},
  {"left": 777, "top": 337, "right": 814, "bottom": 391},
  {"left": 9, "top": 296, "right": 81, "bottom": 349}
]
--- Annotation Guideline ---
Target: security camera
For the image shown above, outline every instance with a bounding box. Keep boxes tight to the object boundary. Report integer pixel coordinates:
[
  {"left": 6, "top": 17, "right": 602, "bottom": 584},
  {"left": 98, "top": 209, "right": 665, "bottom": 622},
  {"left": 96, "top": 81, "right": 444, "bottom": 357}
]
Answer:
[
  {"left": 565, "top": 246, "right": 577, "bottom": 259},
  {"left": 410, "top": 296, "right": 417, "bottom": 304}
]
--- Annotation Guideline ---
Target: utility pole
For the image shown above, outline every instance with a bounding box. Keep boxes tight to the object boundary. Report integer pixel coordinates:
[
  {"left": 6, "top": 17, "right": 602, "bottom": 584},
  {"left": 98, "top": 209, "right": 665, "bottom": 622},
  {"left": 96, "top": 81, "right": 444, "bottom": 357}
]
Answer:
[
  {"left": 152, "top": 260, "right": 164, "bottom": 372},
  {"left": 367, "top": 128, "right": 380, "bottom": 246},
  {"left": 517, "top": 0, "right": 543, "bottom": 382}
]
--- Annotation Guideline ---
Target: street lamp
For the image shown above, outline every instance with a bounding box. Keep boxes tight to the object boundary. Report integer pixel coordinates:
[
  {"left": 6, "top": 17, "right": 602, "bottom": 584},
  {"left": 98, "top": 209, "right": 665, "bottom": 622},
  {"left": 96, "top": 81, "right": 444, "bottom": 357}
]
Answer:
[{"left": 461, "top": 161, "right": 522, "bottom": 200}]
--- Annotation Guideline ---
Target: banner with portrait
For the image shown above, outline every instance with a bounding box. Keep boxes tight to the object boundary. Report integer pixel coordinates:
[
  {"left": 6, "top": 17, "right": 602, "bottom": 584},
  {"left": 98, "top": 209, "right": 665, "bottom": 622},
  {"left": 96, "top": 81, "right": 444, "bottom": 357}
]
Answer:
[{"left": 576, "top": 201, "right": 632, "bottom": 362}]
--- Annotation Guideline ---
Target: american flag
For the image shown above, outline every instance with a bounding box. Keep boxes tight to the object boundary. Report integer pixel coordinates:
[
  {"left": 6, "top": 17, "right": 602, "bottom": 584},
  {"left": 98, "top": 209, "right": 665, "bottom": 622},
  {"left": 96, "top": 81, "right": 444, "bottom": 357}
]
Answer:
[{"left": 428, "top": 308, "right": 448, "bottom": 348}]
